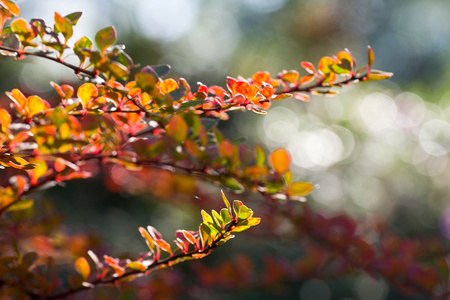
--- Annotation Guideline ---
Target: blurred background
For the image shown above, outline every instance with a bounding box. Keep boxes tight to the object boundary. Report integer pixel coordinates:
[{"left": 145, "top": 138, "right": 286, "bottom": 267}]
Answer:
[{"left": 4, "top": 0, "right": 450, "bottom": 299}]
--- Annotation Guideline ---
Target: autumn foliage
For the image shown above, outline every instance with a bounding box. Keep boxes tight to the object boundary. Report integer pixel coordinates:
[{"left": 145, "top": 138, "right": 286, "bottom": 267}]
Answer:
[{"left": 0, "top": 1, "right": 448, "bottom": 299}]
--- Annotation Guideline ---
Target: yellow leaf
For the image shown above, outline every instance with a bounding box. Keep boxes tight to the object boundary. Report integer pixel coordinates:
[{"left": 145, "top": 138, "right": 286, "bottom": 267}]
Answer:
[
  {"left": 77, "top": 83, "right": 98, "bottom": 108},
  {"left": 287, "top": 182, "right": 314, "bottom": 197}
]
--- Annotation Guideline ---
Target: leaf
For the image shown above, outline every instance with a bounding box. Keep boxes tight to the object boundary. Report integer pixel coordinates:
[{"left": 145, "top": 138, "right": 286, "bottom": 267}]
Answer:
[
  {"left": 201, "top": 210, "right": 213, "bottom": 224},
  {"left": 108, "top": 61, "right": 129, "bottom": 79},
  {"left": 135, "top": 72, "right": 157, "bottom": 93},
  {"left": 65, "top": 12, "right": 82, "bottom": 25},
  {"left": 199, "top": 223, "right": 211, "bottom": 249},
  {"left": 26, "top": 95, "right": 50, "bottom": 117},
  {"left": 152, "top": 64, "right": 171, "bottom": 77},
  {"left": 138, "top": 227, "right": 155, "bottom": 252},
  {"left": 366, "top": 70, "right": 394, "bottom": 81},
  {"left": 368, "top": 45, "right": 375, "bottom": 66},
  {"left": 95, "top": 26, "right": 116, "bottom": 54},
  {"left": 77, "top": 83, "right": 98, "bottom": 108},
  {"left": 222, "top": 177, "right": 245, "bottom": 192},
  {"left": 292, "top": 92, "right": 310, "bottom": 102},
  {"left": 166, "top": 114, "right": 188, "bottom": 143},
  {"left": 181, "top": 230, "right": 196, "bottom": 245},
  {"left": 280, "top": 70, "right": 299, "bottom": 84},
  {"left": 287, "top": 182, "right": 314, "bottom": 197},
  {"left": 6, "top": 198, "right": 33, "bottom": 212},
  {"left": 0, "top": 0, "right": 20, "bottom": 16},
  {"left": 126, "top": 261, "right": 146, "bottom": 272},
  {"left": 74, "top": 36, "right": 93, "bottom": 64},
  {"left": 178, "top": 99, "right": 205, "bottom": 111},
  {"left": 212, "top": 210, "right": 224, "bottom": 228},
  {"left": 255, "top": 145, "right": 265, "bottom": 166},
  {"left": 221, "top": 190, "right": 232, "bottom": 214},
  {"left": 75, "top": 257, "right": 90, "bottom": 280},
  {"left": 238, "top": 204, "right": 253, "bottom": 220},
  {"left": 54, "top": 12, "right": 73, "bottom": 41},
  {"left": 159, "top": 78, "right": 178, "bottom": 94},
  {"left": 153, "top": 239, "right": 172, "bottom": 255},
  {"left": 300, "top": 61, "right": 315, "bottom": 74},
  {"left": 268, "top": 148, "right": 291, "bottom": 174}
]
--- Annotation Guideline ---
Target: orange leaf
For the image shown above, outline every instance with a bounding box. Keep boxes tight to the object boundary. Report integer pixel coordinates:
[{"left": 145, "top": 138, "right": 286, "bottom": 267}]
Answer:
[
  {"left": 268, "top": 148, "right": 291, "bottom": 174},
  {"left": 158, "top": 78, "right": 178, "bottom": 94},
  {"left": 75, "top": 257, "right": 90, "bottom": 280}
]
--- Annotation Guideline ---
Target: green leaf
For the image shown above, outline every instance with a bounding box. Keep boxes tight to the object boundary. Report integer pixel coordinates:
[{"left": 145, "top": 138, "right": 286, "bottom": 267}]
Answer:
[
  {"left": 95, "top": 26, "right": 116, "bottom": 54},
  {"left": 135, "top": 72, "right": 157, "bottom": 93},
  {"left": 199, "top": 223, "right": 211, "bottom": 249},
  {"left": 74, "top": 36, "right": 93, "bottom": 64},
  {"left": 255, "top": 144, "right": 265, "bottom": 166},
  {"left": 65, "top": 12, "right": 82, "bottom": 25},
  {"left": 6, "top": 198, "right": 33, "bottom": 212},
  {"left": 233, "top": 200, "right": 243, "bottom": 218},
  {"left": 54, "top": 12, "right": 73, "bottom": 41},
  {"left": 221, "top": 190, "right": 232, "bottom": 214},
  {"left": 238, "top": 204, "right": 253, "bottom": 220},
  {"left": 201, "top": 210, "right": 213, "bottom": 224},
  {"left": 222, "top": 177, "right": 244, "bottom": 192},
  {"left": 220, "top": 208, "right": 232, "bottom": 225},
  {"left": 212, "top": 210, "right": 224, "bottom": 228},
  {"left": 178, "top": 99, "right": 205, "bottom": 111}
]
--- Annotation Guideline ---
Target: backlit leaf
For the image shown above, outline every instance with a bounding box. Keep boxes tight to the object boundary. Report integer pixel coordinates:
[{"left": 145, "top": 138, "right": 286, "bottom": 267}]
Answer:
[
  {"left": 26, "top": 95, "right": 50, "bottom": 117},
  {"left": 268, "top": 148, "right": 291, "bottom": 174},
  {"left": 54, "top": 12, "right": 73, "bottom": 41},
  {"left": 6, "top": 198, "right": 33, "bottom": 212},
  {"left": 126, "top": 261, "right": 146, "bottom": 272},
  {"left": 280, "top": 70, "right": 299, "bottom": 84},
  {"left": 287, "top": 182, "right": 314, "bottom": 197},
  {"left": 221, "top": 190, "right": 232, "bottom": 214},
  {"left": 366, "top": 70, "right": 394, "bottom": 81},
  {"left": 0, "top": 0, "right": 20, "bottom": 16},
  {"left": 153, "top": 239, "right": 172, "bottom": 255},
  {"left": 166, "top": 114, "right": 188, "bottom": 143},
  {"left": 300, "top": 61, "right": 315, "bottom": 74},
  {"left": 368, "top": 46, "right": 375, "bottom": 66},
  {"left": 238, "top": 204, "right": 253, "bottom": 220},
  {"left": 222, "top": 177, "right": 244, "bottom": 192},
  {"left": 75, "top": 257, "right": 90, "bottom": 280},
  {"left": 77, "top": 83, "right": 98, "bottom": 108},
  {"left": 201, "top": 210, "right": 213, "bottom": 224},
  {"left": 95, "top": 26, "right": 116, "bottom": 54},
  {"left": 182, "top": 230, "right": 196, "bottom": 245},
  {"left": 138, "top": 226, "right": 155, "bottom": 251},
  {"left": 158, "top": 78, "right": 178, "bottom": 94},
  {"left": 65, "top": 12, "right": 82, "bottom": 25}
]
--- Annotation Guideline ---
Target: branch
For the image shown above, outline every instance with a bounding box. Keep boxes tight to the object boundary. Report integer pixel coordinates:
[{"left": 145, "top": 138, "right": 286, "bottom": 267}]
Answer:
[{"left": 0, "top": 45, "right": 99, "bottom": 78}]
